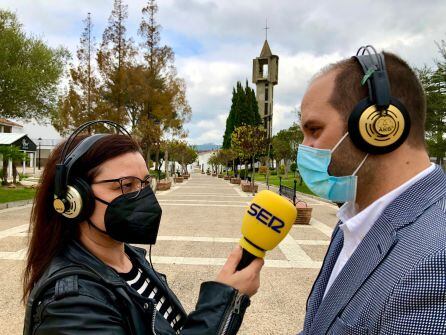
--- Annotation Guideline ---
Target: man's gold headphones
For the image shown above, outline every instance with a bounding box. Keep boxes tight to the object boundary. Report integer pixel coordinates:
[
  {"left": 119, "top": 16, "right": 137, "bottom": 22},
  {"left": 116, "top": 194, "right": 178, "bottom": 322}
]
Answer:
[
  {"left": 348, "top": 45, "right": 411, "bottom": 154},
  {"left": 53, "top": 120, "right": 131, "bottom": 222}
]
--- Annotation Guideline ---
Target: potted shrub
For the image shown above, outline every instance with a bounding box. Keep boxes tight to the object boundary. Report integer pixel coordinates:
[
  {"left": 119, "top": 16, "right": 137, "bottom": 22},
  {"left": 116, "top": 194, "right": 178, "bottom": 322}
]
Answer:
[
  {"left": 230, "top": 177, "right": 241, "bottom": 184},
  {"left": 156, "top": 180, "right": 172, "bottom": 191},
  {"left": 174, "top": 176, "right": 184, "bottom": 183},
  {"left": 240, "top": 180, "right": 258, "bottom": 193},
  {"left": 294, "top": 200, "right": 313, "bottom": 225}
]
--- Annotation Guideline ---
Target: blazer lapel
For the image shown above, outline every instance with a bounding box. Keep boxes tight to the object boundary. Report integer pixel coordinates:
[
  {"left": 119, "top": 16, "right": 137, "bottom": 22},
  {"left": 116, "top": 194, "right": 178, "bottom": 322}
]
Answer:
[
  {"left": 309, "top": 216, "right": 397, "bottom": 334},
  {"left": 303, "top": 226, "right": 344, "bottom": 334},
  {"left": 308, "top": 165, "right": 446, "bottom": 334}
]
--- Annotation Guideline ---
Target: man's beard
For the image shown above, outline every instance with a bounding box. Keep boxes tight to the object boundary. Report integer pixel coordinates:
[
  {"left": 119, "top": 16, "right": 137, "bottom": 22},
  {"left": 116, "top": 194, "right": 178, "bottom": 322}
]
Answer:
[{"left": 328, "top": 138, "right": 368, "bottom": 178}]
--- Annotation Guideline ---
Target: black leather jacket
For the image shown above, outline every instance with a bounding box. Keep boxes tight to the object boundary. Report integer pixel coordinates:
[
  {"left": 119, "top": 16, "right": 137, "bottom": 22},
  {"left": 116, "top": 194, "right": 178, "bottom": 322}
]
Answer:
[{"left": 23, "top": 241, "right": 250, "bottom": 335}]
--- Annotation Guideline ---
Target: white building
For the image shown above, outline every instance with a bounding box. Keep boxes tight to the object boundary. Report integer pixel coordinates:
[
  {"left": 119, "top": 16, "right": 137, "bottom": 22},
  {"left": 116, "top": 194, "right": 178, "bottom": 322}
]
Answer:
[
  {"left": 0, "top": 118, "right": 38, "bottom": 178},
  {"left": 197, "top": 150, "right": 218, "bottom": 173}
]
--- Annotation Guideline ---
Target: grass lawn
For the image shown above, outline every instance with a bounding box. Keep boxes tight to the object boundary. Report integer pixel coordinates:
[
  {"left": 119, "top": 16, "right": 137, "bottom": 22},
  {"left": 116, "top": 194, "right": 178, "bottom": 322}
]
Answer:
[
  {"left": 253, "top": 173, "right": 314, "bottom": 195},
  {"left": 0, "top": 186, "right": 36, "bottom": 204},
  {"left": 225, "top": 170, "right": 314, "bottom": 194}
]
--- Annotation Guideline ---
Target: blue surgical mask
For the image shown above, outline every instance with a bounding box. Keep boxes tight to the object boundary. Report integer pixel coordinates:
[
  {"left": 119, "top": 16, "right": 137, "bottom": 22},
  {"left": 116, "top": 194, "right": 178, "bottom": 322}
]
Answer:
[{"left": 297, "top": 133, "right": 368, "bottom": 203}]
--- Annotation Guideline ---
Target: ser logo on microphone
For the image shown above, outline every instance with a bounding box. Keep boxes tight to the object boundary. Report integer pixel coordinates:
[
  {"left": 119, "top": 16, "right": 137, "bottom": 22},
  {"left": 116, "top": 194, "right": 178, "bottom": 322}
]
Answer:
[{"left": 247, "top": 203, "right": 285, "bottom": 234}]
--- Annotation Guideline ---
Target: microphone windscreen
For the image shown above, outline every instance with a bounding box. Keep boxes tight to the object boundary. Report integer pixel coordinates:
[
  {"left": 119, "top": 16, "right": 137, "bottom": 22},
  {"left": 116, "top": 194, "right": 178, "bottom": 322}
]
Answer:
[{"left": 239, "top": 190, "right": 297, "bottom": 258}]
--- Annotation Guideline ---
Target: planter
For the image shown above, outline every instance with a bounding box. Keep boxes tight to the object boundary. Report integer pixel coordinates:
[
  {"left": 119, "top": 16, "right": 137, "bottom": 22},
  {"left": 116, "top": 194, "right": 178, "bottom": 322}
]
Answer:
[
  {"left": 201, "top": 171, "right": 205, "bottom": 174},
  {"left": 156, "top": 180, "right": 171, "bottom": 191},
  {"left": 182, "top": 174, "right": 190, "bottom": 179},
  {"left": 294, "top": 201, "right": 313, "bottom": 225},
  {"left": 224, "top": 175, "right": 230, "bottom": 180},
  {"left": 240, "top": 181, "right": 258, "bottom": 193},
  {"left": 230, "top": 177, "right": 241, "bottom": 184},
  {"left": 206, "top": 172, "right": 211, "bottom": 175},
  {"left": 212, "top": 173, "right": 217, "bottom": 177},
  {"left": 174, "top": 177, "right": 184, "bottom": 183},
  {"left": 218, "top": 174, "right": 224, "bottom": 178}
]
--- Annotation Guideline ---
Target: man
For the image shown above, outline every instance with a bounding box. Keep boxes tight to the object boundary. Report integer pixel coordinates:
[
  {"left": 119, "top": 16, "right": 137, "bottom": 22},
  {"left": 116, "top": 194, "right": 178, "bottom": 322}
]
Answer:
[{"left": 297, "top": 47, "right": 446, "bottom": 334}]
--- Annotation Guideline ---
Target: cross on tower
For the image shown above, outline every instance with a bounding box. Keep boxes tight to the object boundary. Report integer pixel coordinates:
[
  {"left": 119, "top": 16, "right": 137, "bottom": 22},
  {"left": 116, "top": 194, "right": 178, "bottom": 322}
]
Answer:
[{"left": 264, "top": 18, "right": 269, "bottom": 40}]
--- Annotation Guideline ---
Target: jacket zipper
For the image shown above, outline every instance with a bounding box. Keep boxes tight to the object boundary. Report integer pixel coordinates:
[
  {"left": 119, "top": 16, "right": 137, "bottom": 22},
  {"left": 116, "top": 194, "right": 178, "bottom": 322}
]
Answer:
[
  {"left": 218, "top": 292, "right": 243, "bottom": 335},
  {"left": 151, "top": 304, "right": 158, "bottom": 335}
]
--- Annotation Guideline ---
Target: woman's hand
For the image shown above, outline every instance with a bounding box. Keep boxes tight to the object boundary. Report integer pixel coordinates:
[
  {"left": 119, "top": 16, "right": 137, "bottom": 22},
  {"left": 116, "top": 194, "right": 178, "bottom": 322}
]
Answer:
[{"left": 216, "top": 245, "right": 264, "bottom": 297}]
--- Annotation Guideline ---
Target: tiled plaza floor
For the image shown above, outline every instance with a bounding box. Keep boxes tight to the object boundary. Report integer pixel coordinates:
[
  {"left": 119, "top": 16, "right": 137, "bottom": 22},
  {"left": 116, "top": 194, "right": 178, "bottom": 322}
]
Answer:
[{"left": 0, "top": 171, "right": 339, "bottom": 335}]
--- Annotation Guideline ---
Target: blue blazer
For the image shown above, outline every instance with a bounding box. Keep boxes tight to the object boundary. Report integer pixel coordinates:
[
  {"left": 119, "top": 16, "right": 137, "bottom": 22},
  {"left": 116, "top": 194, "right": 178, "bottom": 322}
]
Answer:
[{"left": 300, "top": 165, "right": 446, "bottom": 335}]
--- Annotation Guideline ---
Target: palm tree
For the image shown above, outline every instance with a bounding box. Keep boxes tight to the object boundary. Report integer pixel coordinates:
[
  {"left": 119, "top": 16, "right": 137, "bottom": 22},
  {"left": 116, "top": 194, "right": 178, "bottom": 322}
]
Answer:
[
  {"left": 0, "top": 146, "right": 28, "bottom": 184},
  {"left": 9, "top": 146, "right": 28, "bottom": 184},
  {"left": 0, "top": 146, "right": 8, "bottom": 185}
]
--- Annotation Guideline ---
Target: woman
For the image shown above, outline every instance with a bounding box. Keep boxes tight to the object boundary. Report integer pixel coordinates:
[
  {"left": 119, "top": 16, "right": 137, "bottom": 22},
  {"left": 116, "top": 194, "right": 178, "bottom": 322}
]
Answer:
[{"left": 23, "top": 122, "right": 263, "bottom": 335}]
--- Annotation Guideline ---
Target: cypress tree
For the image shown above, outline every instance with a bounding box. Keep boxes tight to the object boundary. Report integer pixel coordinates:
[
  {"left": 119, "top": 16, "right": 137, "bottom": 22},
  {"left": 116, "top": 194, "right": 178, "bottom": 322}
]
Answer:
[
  {"left": 223, "top": 87, "right": 236, "bottom": 148},
  {"left": 233, "top": 81, "right": 244, "bottom": 126},
  {"left": 222, "top": 81, "right": 263, "bottom": 148},
  {"left": 247, "top": 84, "right": 262, "bottom": 126},
  {"left": 235, "top": 84, "right": 244, "bottom": 125}
]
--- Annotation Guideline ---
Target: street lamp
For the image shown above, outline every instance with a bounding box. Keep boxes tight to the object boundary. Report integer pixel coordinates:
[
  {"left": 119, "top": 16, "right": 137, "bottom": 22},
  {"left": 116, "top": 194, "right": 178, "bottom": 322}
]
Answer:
[{"left": 37, "top": 137, "right": 42, "bottom": 170}]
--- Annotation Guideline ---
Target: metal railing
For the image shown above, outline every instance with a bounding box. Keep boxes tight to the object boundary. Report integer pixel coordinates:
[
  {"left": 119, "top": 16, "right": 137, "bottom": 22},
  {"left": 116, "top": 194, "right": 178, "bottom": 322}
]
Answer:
[{"left": 279, "top": 177, "right": 297, "bottom": 204}]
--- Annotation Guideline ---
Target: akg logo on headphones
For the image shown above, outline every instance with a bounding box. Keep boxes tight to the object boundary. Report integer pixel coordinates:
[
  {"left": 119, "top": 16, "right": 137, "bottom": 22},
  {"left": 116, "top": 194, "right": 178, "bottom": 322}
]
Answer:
[
  {"left": 53, "top": 199, "right": 65, "bottom": 213},
  {"left": 374, "top": 115, "right": 396, "bottom": 136},
  {"left": 247, "top": 203, "right": 285, "bottom": 234}
]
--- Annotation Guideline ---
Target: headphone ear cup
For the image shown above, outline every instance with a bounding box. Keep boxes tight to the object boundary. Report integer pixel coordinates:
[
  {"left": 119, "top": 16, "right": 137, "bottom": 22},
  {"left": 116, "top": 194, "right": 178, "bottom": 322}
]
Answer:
[
  {"left": 62, "top": 177, "right": 95, "bottom": 222},
  {"left": 348, "top": 97, "right": 411, "bottom": 155}
]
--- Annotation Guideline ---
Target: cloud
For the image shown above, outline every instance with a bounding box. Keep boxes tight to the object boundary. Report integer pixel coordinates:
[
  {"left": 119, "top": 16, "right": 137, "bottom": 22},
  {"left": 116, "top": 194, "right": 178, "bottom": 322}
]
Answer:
[{"left": 2, "top": 0, "right": 446, "bottom": 144}]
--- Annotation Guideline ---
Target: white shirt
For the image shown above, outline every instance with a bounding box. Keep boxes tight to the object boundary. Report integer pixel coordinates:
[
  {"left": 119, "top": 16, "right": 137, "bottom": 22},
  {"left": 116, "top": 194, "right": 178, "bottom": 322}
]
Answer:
[{"left": 323, "top": 163, "right": 436, "bottom": 299}]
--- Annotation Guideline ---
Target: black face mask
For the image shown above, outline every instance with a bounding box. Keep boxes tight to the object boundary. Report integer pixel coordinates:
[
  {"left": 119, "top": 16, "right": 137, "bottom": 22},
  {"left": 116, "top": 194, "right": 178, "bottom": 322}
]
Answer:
[{"left": 89, "top": 186, "right": 162, "bottom": 244}]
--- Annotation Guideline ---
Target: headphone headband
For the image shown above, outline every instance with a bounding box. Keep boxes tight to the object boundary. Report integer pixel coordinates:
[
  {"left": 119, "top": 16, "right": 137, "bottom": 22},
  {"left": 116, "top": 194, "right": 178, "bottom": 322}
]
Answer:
[
  {"left": 55, "top": 120, "right": 131, "bottom": 198},
  {"left": 355, "top": 46, "right": 391, "bottom": 110},
  {"left": 60, "top": 120, "right": 131, "bottom": 163}
]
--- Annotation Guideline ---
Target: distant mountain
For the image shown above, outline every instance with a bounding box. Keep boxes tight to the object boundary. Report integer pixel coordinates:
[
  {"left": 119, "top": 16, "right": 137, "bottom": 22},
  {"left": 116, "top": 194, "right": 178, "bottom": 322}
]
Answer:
[{"left": 193, "top": 143, "right": 221, "bottom": 152}]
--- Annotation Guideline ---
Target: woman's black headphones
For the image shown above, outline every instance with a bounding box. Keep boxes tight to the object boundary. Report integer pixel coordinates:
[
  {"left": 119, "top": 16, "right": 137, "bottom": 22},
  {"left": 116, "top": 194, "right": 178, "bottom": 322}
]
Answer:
[
  {"left": 53, "top": 120, "right": 131, "bottom": 222},
  {"left": 348, "top": 45, "right": 411, "bottom": 155}
]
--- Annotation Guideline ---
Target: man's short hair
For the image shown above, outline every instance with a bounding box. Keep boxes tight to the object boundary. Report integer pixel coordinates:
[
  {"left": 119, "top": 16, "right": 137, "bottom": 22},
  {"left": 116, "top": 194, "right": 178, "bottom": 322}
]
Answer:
[{"left": 322, "top": 51, "right": 426, "bottom": 148}]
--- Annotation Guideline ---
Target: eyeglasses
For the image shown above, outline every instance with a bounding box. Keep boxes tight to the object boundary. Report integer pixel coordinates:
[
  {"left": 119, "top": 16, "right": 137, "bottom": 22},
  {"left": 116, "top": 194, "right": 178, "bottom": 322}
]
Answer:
[{"left": 92, "top": 175, "right": 152, "bottom": 199}]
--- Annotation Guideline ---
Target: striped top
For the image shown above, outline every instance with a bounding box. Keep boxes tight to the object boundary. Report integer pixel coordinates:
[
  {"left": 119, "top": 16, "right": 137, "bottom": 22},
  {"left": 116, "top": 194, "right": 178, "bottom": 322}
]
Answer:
[{"left": 119, "top": 260, "right": 185, "bottom": 332}]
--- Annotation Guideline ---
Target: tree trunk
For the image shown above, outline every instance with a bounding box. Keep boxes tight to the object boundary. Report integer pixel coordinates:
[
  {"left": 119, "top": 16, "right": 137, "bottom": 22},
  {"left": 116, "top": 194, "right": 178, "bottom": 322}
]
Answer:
[
  {"left": 145, "top": 145, "right": 151, "bottom": 166},
  {"left": 2, "top": 159, "right": 8, "bottom": 184},
  {"left": 12, "top": 164, "right": 17, "bottom": 184},
  {"left": 155, "top": 148, "right": 159, "bottom": 171},
  {"left": 164, "top": 150, "right": 169, "bottom": 180},
  {"left": 251, "top": 156, "right": 255, "bottom": 188},
  {"left": 155, "top": 147, "right": 160, "bottom": 180}
]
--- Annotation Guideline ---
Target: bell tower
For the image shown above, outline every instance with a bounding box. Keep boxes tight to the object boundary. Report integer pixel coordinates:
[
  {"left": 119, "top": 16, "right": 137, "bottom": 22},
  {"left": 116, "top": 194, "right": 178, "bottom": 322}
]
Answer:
[{"left": 252, "top": 38, "right": 278, "bottom": 139}]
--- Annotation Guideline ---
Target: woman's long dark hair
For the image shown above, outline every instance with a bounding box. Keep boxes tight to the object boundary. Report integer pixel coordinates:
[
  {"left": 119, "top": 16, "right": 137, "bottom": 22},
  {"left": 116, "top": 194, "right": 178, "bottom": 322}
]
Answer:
[{"left": 22, "top": 134, "right": 141, "bottom": 302}]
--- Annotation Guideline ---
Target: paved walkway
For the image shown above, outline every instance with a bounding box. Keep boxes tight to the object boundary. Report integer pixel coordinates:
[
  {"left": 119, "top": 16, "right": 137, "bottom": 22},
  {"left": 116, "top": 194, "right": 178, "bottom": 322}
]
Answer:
[{"left": 0, "top": 171, "right": 339, "bottom": 335}]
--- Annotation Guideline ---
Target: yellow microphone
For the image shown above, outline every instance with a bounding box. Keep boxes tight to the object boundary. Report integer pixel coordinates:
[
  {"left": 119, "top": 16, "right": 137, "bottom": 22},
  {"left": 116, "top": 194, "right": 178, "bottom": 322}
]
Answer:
[{"left": 236, "top": 190, "right": 297, "bottom": 270}]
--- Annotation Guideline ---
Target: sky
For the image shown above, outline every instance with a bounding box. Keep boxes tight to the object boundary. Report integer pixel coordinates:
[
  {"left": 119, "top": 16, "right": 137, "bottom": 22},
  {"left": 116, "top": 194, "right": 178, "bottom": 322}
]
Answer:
[{"left": 2, "top": 0, "right": 446, "bottom": 144}]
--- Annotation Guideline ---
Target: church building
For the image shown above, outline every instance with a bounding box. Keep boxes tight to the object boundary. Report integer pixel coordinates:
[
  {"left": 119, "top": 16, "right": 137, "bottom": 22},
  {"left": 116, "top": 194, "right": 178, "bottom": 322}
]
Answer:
[{"left": 252, "top": 39, "right": 279, "bottom": 139}]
